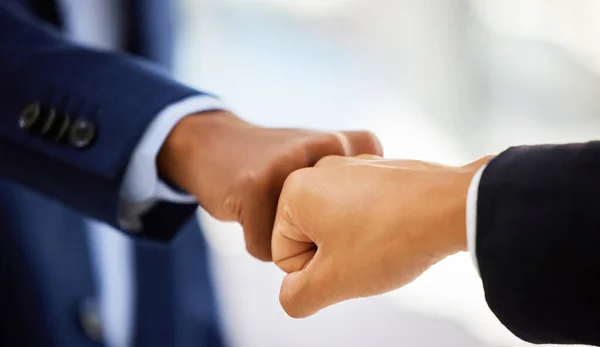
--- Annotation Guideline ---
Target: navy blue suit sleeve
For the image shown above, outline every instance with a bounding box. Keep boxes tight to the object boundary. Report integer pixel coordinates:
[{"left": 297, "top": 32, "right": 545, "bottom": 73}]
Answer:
[
  {"left": 476, "top": 141, "right": 600, "bottom": 345},
  {"left": 0, "top": 2, "right": 203, "bottom": 240}
]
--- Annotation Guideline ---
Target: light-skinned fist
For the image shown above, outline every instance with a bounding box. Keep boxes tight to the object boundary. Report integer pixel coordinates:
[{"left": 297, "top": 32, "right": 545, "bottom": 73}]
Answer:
[{"left": 272, "top": 154, "right": 492, "bottom": 318}]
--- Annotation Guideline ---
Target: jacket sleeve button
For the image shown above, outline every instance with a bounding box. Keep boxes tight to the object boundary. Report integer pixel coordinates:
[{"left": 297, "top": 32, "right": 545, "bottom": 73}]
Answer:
[
  {"left": 68, "top": 119, "right": 97, "bottom": 149},
  {"left": 77, "top": 298, "right": 103, "bottom": 343},
  {"left": 19, "top": 103, "right": 42, "bottom": 132}
]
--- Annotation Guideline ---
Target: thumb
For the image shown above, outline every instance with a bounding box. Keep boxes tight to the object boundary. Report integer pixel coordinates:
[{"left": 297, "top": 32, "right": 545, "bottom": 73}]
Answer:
[{"left": 279, "top": 256, "right": 344, "bottom": 318}]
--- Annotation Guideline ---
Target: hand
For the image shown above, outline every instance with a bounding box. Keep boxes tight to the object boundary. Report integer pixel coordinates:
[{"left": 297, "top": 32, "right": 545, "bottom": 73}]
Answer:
[
  {"left": 157, "top": 110, "right": 382, "bottom": 261},
  {"left": 271, "top": 154, "right": 492, "bottom": 318}
]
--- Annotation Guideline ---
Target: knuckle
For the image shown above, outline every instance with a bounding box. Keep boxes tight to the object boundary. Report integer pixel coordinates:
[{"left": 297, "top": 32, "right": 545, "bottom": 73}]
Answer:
[
  {"left": 354, "top": 154, "right": 380, "bottom": 160},
  {"left": 234, "top": 169, "right": 269, "bottom": 191},
  {"left": 363, "top": 130, "right": 383, "bottom": 155},
  {"left": 327, "top": 132, "right": 350, "bottom": 155},
  {"left": 243, "top": 223, "right": 273, "bottom": 261},
  {"left": 221, "top": 195, "right": 243, "bottom": 222},
  {"left": 273, "top": 200, "right": 296, "bottom": 237},
  {"left": 310, "top": 133, "right": 346, "bottom": 157},
  {"left": 220, "top": 170, "right": 269, "bottom": 222},
  {"left": 282, "top": 167, "right": 313, "bottom": 196},
  {"left": 280, "top": 169, "right": 317, "bottom": 215},
  {"left": 245, "top": 241, "right": 272, "bottom": 262},
  {"left": 314, "top": 155, "right": 345, "bottom": 167},
  {"left": 286, "top": 145, "right": 311, "bottom": 166},
  {"left": 281, "top": 202, "right": 296, "bottom": 227}
]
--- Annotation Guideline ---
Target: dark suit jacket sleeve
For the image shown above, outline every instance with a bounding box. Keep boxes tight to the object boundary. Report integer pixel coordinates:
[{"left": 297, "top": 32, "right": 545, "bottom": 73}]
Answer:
[
  {"left": 476, "top": 141, "right": 600, "bottom": 345},
  {"left": 0, "top": 2, "right": 207, "bottom": 240}
]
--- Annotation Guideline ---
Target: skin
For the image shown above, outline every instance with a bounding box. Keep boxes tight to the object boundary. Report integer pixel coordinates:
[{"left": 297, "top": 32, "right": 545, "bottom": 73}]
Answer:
[
  {"left": 271, "top": 154, "right": 493, "bottom": 318},
  {"left": 157, "top": 110, "right": 383, "bottom": 261}
]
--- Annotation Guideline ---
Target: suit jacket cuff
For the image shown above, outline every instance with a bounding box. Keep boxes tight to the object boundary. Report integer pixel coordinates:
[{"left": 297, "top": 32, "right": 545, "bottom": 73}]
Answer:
[{"left": 118, "top": 95, "right": 227, "bottom": 230}]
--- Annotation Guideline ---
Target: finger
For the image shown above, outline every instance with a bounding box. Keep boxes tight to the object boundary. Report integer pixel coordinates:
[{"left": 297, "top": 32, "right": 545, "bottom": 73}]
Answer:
[
  {"left": 303, "top": 134, "right": 351, "bottom": 166},
  {"left": 274, "top": 169, "right": 350, "bottom": 317},
  {"left": 303, "top": 131, "right": 381, "bottom": 166},
  {"left": 272, "top": 204, "right": 317, "bottom": 274},
  {"left": 240, "top": 154, "right": 314, "bottom": 262},
  {"left": 314, "top": 153, "right": 384, "bottom": 168},
  {"left": 279, "top": 257, "right": 346, "bottom": 318},
  {"left": 240, "top": 173, "right": 282, "bottom": 262},
  {"left": 314, "top": 155, "right": 351, "bottom": 168},
  {"left": 338, "top": 131, "right": 383, "bottom": 157},
  {"left": 242, "top": 195, "right": 276, "bottom": 261},
  {"left": 354, "top": 154, "right": 383, "bottom": 160},
  {"left": 272, "top": 170, "right": 318, "bottom": 272}
]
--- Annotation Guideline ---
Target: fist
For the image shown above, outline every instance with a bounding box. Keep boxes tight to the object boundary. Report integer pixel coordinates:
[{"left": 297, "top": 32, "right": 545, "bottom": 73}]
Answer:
[
  {"left": 158, "top": 111, "right": 382, "bottom": 261},
  {"left": 272, "top": 155, "right": 488, "bottom": 318}
]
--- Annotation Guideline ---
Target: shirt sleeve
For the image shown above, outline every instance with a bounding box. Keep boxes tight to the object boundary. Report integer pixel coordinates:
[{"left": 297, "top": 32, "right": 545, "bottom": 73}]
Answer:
[
  {"left": 466, "top": 163, "right": 487, "bottom": 275},
  {"left": 117, "top": 95, "right": 228, "bottom": 230}
]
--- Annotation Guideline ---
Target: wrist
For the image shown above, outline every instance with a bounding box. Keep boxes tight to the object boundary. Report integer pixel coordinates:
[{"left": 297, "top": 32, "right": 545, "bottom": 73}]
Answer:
[
  {"left": 157, "top": 110, "right": 247, "bottom": 194},
  {"left": 430, "top": 157, "right": 493, "bottom": 257},
  {"left": 447, "top": 156, "right": 495, "bottom": 253}
]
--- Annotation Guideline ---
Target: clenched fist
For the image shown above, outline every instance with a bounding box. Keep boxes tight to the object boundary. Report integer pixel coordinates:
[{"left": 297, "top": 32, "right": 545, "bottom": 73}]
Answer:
[
  {"left": 158, "top": 111, "right": 382, "bottom": 261},
  {"left": 272, "top": 155, "right": 492, "bottom": 318}
]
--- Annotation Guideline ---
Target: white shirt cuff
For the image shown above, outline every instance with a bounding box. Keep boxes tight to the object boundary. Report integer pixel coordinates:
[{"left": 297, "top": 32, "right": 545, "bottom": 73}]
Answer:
[
  {"left": 117, "top": 95, "right": 228, "bottom": 230},
  {"left": 466, "top": 164, "right": 487, "bottom": 276}
]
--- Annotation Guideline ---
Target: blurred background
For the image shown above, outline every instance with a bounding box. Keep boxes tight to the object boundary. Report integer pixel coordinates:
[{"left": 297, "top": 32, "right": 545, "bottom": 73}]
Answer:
[{"left": 173, "top": 1, "right": 599, "bottom": 346}]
